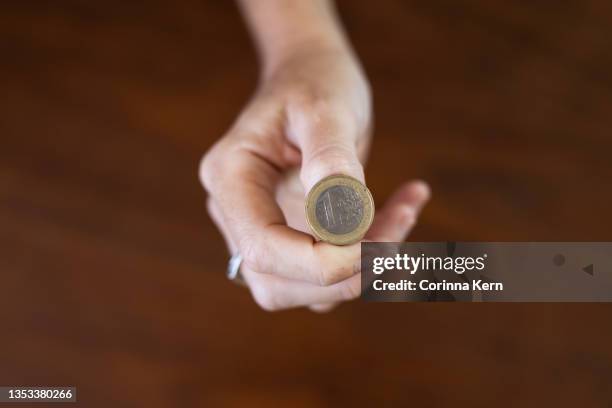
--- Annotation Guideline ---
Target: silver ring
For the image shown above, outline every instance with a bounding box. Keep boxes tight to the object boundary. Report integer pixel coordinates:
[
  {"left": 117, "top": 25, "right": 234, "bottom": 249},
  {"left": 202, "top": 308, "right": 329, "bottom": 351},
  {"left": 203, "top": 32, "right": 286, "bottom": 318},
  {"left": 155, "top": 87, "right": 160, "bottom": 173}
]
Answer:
[{"left": 227, "top": 253, "right": 245, "bottom": 285}]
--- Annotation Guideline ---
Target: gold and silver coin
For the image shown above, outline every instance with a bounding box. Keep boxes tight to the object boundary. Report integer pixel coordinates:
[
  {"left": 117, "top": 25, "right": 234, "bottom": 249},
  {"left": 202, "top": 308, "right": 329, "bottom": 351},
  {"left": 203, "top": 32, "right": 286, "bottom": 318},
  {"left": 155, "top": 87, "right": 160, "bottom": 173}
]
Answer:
[{"left": 305, "top": 174, "right": 374, "bottom": 245}]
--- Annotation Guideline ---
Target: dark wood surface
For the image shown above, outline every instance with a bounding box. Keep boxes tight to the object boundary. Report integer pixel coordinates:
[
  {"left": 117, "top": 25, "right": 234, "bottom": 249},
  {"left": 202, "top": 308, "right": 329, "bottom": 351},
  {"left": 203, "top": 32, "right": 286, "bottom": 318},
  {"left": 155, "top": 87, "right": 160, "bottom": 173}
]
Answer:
[{"left": 1, "top": 1, "right": 611, "bottom": 406}]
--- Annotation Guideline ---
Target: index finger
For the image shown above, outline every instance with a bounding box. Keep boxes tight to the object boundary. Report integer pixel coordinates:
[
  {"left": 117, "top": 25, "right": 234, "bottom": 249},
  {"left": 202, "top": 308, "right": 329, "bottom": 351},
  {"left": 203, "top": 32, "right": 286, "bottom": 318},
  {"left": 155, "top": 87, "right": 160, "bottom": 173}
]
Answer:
[{"left": 200, "top": 145, "right": 360, "bottom": 286}]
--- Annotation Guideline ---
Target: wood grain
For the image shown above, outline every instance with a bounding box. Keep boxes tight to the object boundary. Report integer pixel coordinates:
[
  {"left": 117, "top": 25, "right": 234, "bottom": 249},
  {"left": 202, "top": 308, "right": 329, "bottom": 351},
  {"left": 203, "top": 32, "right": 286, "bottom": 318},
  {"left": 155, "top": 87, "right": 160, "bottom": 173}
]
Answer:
[{"left": 1, "top": 0, "right": 611, "bottom": 406}]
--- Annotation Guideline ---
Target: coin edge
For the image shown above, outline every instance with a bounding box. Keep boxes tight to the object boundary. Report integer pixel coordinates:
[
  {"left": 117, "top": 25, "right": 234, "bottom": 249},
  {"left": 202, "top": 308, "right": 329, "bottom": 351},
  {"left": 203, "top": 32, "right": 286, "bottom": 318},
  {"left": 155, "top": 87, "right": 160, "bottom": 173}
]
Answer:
[{"left": 305, "top": 174, "right": 375, "bottom": 246}]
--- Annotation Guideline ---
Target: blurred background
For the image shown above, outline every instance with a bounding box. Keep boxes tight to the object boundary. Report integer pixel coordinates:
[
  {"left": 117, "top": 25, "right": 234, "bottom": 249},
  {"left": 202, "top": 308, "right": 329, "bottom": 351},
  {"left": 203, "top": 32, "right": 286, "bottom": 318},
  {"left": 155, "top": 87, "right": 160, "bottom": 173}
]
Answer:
[{"left": 1, "top": 0, "right": 612, "bottom": 406}]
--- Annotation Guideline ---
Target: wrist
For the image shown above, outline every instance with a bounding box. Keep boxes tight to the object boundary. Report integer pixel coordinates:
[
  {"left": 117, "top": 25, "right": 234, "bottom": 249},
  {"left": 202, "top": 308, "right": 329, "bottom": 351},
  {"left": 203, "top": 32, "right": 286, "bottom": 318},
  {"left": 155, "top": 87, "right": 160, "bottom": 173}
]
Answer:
[
  {"left": 238, "top": 0, "right": 352, "bottom": 80},
  {"left": 261, "top": 34, "right": 350, "bottom": 80}
]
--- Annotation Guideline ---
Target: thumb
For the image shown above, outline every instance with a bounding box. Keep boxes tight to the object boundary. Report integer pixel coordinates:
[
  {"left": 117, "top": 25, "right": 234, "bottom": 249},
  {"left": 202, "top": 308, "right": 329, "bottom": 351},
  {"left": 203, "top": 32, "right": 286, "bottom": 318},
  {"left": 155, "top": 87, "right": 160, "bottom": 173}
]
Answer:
[{"left": 288, "top": 103, "right": 365, "bottom": 192}]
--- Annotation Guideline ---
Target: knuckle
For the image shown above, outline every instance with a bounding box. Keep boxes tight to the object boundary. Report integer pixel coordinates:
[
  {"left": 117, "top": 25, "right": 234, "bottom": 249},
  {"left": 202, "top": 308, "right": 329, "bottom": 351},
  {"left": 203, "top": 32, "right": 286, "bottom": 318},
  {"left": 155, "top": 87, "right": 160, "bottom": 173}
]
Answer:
[
  {"left": 300, "top": 97, "right": 334, "bottom": 118},
  {"left": 314, "top": 247, "right": 361, "bottom": 286},
  {"left": 339, "top": 278, "right": 361, "bottom": 300},
  {"left": 198, "top": 150, "right": 222, "bottom": 192},
  {"left": 198, "top": 138, "right": 242, "bottom": 192},
  {"left": 310, "top": 255, "right": 329, "bottom": 286},
  {"left": 302, "top": 144, "right": 363, "bottom": 183},
  {"left": 309, "top": 140, "right": 353, "bottom": 159},
  {"left": 308, "top": 143, "right": 358, "bottom": 168},
  {"left": 290, "top": 88, "right": 349, "bottom": 119},
  {"left": 240, "top": 237, "right": 267, "bottom": 275},
  {"left": 318, "top": 261, "right": 354, "bottom": 287},
  {"left": 289, "top": 91, "right": 352, "bottom": 131},
  {"left": 249, "top": 279, "right": 281, "bottom": 312},
  {"left": 289, "top": 85, "right": 327, "bottom": 110}
]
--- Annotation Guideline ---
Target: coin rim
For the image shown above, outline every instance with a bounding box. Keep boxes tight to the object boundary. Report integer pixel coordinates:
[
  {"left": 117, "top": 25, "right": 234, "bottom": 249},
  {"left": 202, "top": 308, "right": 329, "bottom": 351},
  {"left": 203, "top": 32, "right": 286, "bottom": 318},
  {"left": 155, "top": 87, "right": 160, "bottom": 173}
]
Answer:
[{"left": 305, "top": 174, "right": 374, "bottom": 246}]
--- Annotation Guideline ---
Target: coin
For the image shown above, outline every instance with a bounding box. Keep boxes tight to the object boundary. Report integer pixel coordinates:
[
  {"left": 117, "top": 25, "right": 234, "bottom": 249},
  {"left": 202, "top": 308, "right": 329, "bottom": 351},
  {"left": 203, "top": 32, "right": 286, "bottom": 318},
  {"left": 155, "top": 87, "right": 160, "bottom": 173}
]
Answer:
[{"left": 305, "top": 174, "right": 375, "bottom": 245}]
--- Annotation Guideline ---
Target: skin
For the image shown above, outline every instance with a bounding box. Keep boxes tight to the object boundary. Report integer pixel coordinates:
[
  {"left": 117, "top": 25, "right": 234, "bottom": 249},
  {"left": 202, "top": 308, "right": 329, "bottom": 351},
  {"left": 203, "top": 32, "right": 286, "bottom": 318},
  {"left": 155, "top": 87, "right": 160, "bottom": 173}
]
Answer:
[{"left": 199, "top": 0, "right": 431, "bottom": 311}]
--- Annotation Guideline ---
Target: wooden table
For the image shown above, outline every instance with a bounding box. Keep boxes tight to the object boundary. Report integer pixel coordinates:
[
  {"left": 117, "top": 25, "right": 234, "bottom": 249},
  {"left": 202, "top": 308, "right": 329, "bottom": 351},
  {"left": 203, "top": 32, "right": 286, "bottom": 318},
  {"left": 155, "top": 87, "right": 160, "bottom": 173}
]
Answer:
[{"left": 1, "top": 1, "right": 611, "bottom": 406}]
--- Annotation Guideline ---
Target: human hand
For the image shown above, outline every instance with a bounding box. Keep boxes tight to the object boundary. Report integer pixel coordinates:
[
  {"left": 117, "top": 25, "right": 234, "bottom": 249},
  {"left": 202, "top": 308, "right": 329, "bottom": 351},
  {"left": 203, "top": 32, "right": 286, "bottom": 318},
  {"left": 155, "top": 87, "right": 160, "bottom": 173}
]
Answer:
[{"left": 200, "top": 43, "right": 430, "bottom": 312}]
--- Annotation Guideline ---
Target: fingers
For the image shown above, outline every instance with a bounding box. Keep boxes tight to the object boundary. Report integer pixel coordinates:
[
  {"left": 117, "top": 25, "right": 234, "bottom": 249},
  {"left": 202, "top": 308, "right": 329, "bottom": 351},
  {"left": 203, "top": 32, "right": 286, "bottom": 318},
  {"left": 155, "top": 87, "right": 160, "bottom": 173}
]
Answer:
[
  {"left": 209, "top": 196, "right": 359, "bottom": 311},
  {"left": 209, "top": 196, "right": 356, "bottom": 311},
  {"left": 286, "top": 100, "right": 365, "bottom": 191},
  {"left": 202, "top": 104, "right": 430, "bottom": 311},
  {"left": 243, "top": 269, "right": 361, "bottom": 312},
  {"left": 201, "top": 144, "right": 360, "bottom": 286},
  {"left": 367, "top": 180, "right": 431, "bottom": 241},
  {"left": 385, "top": 180, "right": 431, "bottom": 212},
  {"left": 307, "top": 181, "right": 431, "bottom": 312},
  {"left": 237, "top": 181, "right": 431, "bottom": 312}
]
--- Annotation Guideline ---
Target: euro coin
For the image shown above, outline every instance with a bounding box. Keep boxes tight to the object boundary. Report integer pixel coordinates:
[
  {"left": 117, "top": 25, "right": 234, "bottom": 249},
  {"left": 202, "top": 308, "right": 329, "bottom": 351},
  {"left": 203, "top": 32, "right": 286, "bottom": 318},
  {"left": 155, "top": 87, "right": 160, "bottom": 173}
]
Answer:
[{"left": 305, "top": 174, "right": 374, "bottom": 245}]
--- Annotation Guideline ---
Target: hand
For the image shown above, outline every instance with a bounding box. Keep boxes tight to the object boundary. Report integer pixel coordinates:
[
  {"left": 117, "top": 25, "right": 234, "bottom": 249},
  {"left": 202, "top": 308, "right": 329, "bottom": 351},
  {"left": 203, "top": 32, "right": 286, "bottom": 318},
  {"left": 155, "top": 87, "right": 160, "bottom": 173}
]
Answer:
[{"left": 200, "top": 44, "right": 430, "bottom": 311}]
